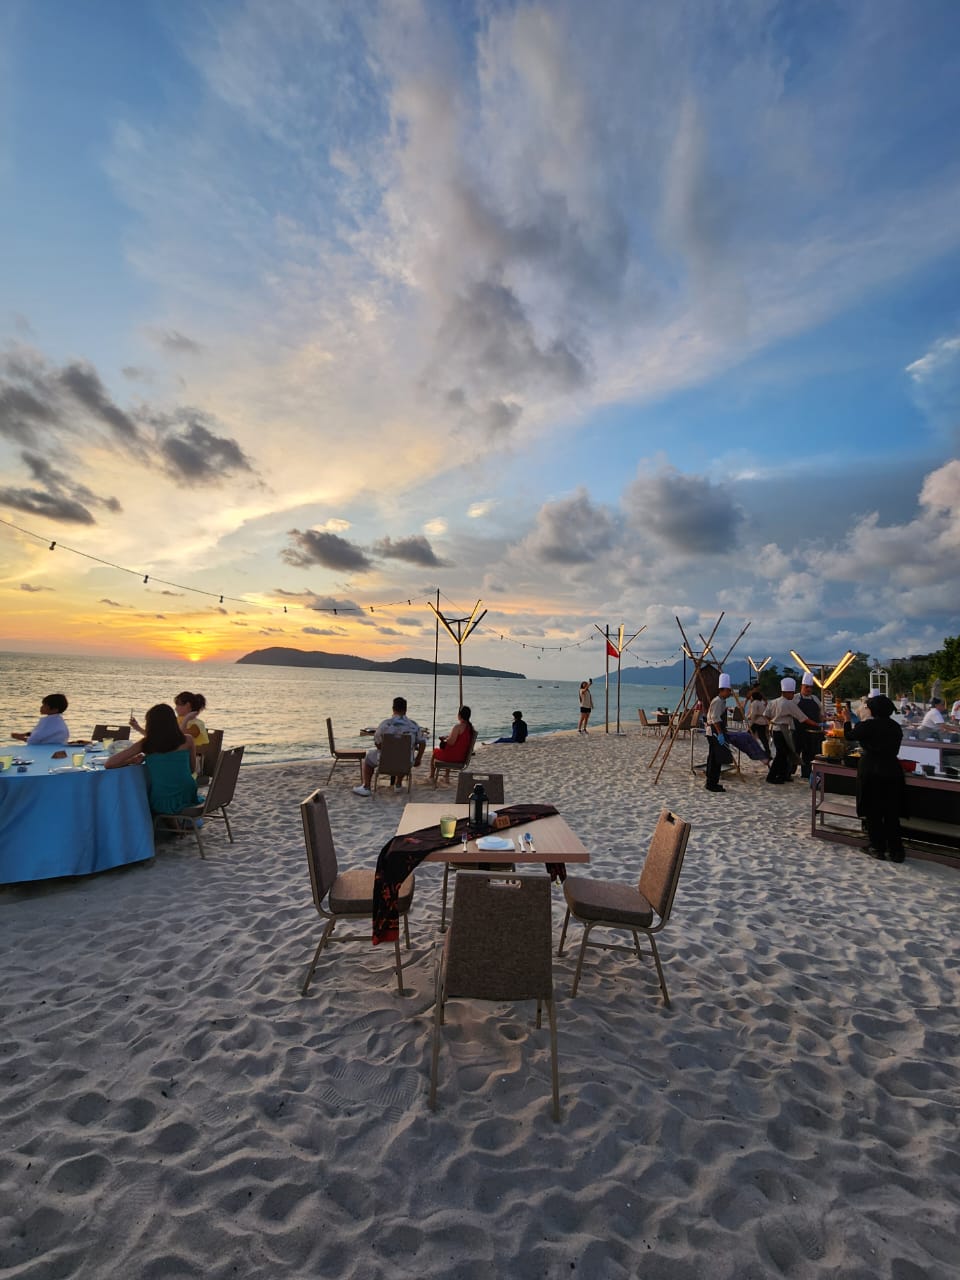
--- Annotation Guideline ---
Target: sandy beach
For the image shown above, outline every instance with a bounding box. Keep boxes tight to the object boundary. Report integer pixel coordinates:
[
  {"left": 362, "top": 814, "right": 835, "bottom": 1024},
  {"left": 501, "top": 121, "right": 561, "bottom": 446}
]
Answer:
[{"left": 2, "top": 725, "right": 959, "bottom": 1279}]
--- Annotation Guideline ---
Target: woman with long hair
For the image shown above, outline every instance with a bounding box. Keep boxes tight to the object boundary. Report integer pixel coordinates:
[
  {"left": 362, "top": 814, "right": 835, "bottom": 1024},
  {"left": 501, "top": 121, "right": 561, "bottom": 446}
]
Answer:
[
  {"left": 430, "top": 705, "right": 475, "bottom": 780},
  {"left": 107, "top": 703, "right": 198, "bottom": 814},
  {"left": 578, "top": 681, "right": 593, "bottom": 734}
]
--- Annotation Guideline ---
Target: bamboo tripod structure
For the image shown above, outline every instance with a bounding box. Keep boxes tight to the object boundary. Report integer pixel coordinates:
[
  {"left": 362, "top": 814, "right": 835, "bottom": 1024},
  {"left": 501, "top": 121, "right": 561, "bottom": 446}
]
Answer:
[{"left": 648, "top": 613, "right": 751, "bottom": 784}]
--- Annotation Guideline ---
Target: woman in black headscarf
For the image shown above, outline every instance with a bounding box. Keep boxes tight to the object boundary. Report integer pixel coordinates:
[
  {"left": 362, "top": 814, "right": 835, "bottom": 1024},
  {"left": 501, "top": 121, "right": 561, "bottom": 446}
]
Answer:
[{"left": 836, "top": 695, "right": 905, "bottom": 862}]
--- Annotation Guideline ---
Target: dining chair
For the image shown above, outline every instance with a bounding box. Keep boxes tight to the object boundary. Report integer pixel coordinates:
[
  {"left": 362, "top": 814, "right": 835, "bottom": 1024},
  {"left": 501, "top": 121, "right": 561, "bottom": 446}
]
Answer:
[
  {"left": 429, "top": 871, "right": 559, "bottom": 1120},
  {"left": 154, "top": 745, "right": 244, "bottom": 858},
  {"left": 431, "top": 727, "right": 478, "bottom": 788},
  {"left": 637, "top": 709, "right": 661, "bottom": 737},
  {"left": 325, "top": 717, "right": 366, "bottom": 785},
  {"left": 372, "top": 733, "right": 413, "bottom": 794},
  {"left": 196, "top": 728, "right": 223, "bottom": 788},
  {"left": 557, "top": 808, "right": 691, "bottom": 1006},
  {"left": 437, "top": 772, "right": 509, "bottom": 932},
  {"left": 91, "top": 723, "right": 132, "bottom": 742},
  {"left": 300, "top": 789, "right": 414, "bottom": 997}
]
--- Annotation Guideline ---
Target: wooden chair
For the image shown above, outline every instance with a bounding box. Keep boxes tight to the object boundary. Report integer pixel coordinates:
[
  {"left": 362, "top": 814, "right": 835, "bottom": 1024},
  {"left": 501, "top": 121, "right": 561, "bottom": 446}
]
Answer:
[
  {"left": 371, "top": 734, "right": 413, "bottom": 794},
  {"left": 672, "top": 708, "right": 696, "bottom": 738},
  {"left": 325, "top": 717, "right": 365, "bottom": 785},
  {"left": 438, "top": 772, "right": 508, "bottom": 932},
  {"left": 637, "top": 709, "right": 661, "bottom": 737},
  {"left": 429, "top": 871, "right": 559, "bottom": 1120},
  {"left": 557, "top": 808, "right": 691, "bottom": 1006},
  {"left": 154, "top": 745, "right": 244, "bottom": 858},
  {"left": 300, "top": 789, "right": 414, "bottom": 998},
  {"left": 431, "top": 727, "right": 478, "bottom": 788},
  {"left": 91, "top": 724, "right": 131, "bottom": 742}
]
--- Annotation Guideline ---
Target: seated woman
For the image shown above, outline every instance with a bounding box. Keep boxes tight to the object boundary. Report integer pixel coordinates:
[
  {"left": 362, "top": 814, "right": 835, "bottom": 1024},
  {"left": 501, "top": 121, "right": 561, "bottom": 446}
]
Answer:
[
  {"left": 12, "top": 693, "right": 70, "bottom": 744},
  {"left": 430, "top": 705, "right": 474, "bottom": 780},
  {"left": 490, "top": 710, "right": 528, "bottom": 744},
  {"left": 107, "top": 703, "right": 198, "bottom": 815}
]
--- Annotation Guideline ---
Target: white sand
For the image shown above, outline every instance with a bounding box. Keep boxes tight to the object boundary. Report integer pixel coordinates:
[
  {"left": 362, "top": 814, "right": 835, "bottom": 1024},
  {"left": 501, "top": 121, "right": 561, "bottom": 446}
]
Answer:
[{"left": 2, "top": 727, "right": 959, "bottom": 1279}]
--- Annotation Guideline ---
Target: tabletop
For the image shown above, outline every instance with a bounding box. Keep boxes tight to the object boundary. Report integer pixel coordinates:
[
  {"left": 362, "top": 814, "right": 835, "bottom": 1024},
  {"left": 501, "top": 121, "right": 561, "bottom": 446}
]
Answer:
[{"left": 397, "top": 802, "right": 590, "bottom": 863}]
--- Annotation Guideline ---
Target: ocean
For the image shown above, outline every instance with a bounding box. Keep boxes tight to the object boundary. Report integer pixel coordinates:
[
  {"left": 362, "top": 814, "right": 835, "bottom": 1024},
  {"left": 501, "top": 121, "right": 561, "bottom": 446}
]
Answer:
[{"left": 0, "top": 652, "right": 684, "bottom": 766}]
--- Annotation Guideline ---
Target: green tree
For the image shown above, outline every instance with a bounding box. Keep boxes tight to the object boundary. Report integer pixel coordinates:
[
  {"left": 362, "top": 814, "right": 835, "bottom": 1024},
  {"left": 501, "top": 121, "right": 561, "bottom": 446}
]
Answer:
[{"left": 933, "top": 635, "right": 960, "bottom": 682}]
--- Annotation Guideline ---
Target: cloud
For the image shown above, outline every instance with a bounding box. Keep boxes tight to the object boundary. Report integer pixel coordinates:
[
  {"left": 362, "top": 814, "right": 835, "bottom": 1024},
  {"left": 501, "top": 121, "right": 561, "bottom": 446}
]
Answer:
[
  {"left": 0, "top": 485, "right": 96, "bottom": 524},
  {"left": 521, "top": 488, "right": 617, "bottom": 564},
  {"left": 371, "top": 534, "right": 451, "bottom": 567},
  {"left": 907, "top": 334, "right": 960, "bottom": 444},
  {"left": 59, "top": 361, "right": 141, "bottom": 443},
  {"left": 0, "top": 383, "right": 58, "bottom": 445},
  {"left": 153, "top": 329, "right": 205, "bottom": 355},
  {"left": 467, "top": 500, "right": 496, "bottom": 519},
  {"left": 20, "top": 582, "right": 53, "bottom": 592},
  {"left": 281, "top": 529, "right": 373, "bottom": 572},
  {"left": 423, "top": 517, "right": 447, "bottom": 535},
  {"left": 302, "top": 625, "right": 346, "bottom": 636},
  {"left": 154, "top": 411, "right": 255, "bottom": 484},
  {"left": 99, "top": 598, "right": 125, "bottom": 607},
  {"left": 624, "top": 467, "right": 745, "bottom": 554}
]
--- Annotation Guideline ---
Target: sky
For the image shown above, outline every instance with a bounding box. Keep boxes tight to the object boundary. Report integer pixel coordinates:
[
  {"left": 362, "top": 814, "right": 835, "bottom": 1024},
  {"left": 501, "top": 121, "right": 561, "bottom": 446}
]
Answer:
[{"left": 1, "top": 0, "right": 959, "bottom": 680}]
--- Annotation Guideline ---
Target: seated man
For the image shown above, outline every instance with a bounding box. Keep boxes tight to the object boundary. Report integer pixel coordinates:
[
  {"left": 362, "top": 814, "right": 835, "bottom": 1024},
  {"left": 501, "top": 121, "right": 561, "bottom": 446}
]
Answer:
[
  {"left": 353, "top": 696, "right": 426, "bottom": 796},
  {"left": 11, "top": 693, "right": 70, "bottom": 745}
]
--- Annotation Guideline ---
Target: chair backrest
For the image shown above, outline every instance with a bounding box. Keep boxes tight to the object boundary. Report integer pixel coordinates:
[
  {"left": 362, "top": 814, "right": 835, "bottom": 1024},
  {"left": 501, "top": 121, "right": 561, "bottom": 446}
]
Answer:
[
  {"left": 326, "top": 717, "right": 337, "bottom": 754},
  {"left": 455, "top": 771, "right": 505, "bottom": 804},
  {"left": 378, "top": 733, "right": 412, "bottom": 775},
  {"left": 730, "top": 706, "right": 744, "bottom": 724},
  {"left": 444, "top": 872, "right": 553, "bottom": 1001},
  {"left": 197, "top": 728, "right": 223, "bottom": 778},
  {"left": 203, "top": 745, "right": 244, "bottom": 813},
  {"left": 637, "top": 809, "right": 691, "bottom": 924},
  {"left": 675, "top": 709, "right": 695, "bottom": 732},
  {"left": 300, "top": 789, "right": 339, "bottom": 910},
  {"left": 638, "top": 709, "right": 651, "bottom": 727},
  {"left": 92, "top": 724, "right": 131, "bottom": 741}
]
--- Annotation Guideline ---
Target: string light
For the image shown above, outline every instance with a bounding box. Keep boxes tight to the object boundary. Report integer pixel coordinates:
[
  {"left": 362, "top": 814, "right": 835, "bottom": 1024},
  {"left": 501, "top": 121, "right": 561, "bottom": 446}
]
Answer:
[{"left": 48, "top": 541, "right": 56, "bottom": 551}]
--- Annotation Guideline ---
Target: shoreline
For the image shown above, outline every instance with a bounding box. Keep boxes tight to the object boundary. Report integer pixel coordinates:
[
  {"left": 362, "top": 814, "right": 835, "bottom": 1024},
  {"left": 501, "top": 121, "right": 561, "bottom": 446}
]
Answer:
[{"left": 3, "top": 729, "right": 958, "bottom": 1276}]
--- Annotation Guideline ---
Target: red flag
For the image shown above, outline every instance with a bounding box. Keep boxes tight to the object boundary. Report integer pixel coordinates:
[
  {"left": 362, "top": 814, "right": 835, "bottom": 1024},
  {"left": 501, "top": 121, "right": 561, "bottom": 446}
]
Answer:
[{"left": 606, "top": 640, "right": 619, "bottom": 658}]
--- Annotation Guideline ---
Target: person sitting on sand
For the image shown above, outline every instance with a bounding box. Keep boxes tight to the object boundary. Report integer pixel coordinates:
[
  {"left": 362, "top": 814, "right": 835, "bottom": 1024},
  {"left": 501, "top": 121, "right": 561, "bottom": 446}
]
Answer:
[
  {"left": 490, "top": 710, "right": 528, "bottom": 744},
  {"left": 353, "top": 696, "right": 427, "bottom": 796},
  {"left": 430, "top": 706, "right": 475, "bottom": 780},
  {"left": 107, "top": 703, "right": 198, "bottom": 815},
  {"left": 12, "top": 693, "right": 70, "bottom": 745}
]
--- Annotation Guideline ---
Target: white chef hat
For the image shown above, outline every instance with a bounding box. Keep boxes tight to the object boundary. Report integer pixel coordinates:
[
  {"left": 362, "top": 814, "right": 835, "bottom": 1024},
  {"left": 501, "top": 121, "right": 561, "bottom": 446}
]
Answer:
[
  {"left": 801, "top": 671, "right": 814, "bottom": 686},
  {"left": 718, "top": 673, "right": 731, "bottom": 689},
  {"left": 781, "top": 677, "right": 796, "bottom": 692}
]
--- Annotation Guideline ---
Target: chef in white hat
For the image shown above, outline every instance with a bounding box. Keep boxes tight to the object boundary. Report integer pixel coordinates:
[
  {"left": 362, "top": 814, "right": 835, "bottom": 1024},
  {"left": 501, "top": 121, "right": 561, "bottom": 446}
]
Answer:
[
  {"left": 795, "top": 672, "right": 824, "bottom": 779},
  {"left": 765, "top": 676, "right": 821, "bottom": 784},
  {"left": 704, "top": 672, "right": 733, "bottom": 793}
]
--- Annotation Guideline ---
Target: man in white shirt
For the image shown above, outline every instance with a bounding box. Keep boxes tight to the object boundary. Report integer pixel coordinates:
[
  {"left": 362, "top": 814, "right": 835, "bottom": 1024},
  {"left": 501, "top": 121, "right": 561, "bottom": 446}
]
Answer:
[
  {"left": 704, "top": 673, "right": 733, "bottom": 793},
  {"left": 765, "top": 678, "right": 820, "bottom": 784},
  {"left": 11, "top": 693, "right": 70, "bottom": 745},
  {"left": 920, "top": 698, "right": 946, "bottom": 731},
  {"left": 353, "top": 696, "right": 427, "bottom": 796}
]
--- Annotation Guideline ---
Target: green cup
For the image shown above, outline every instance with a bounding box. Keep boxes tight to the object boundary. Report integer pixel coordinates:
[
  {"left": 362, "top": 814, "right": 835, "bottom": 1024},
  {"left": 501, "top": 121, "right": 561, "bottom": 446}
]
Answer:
[{"left": 439, "top": 815, "right": 457, "bottom": 839}]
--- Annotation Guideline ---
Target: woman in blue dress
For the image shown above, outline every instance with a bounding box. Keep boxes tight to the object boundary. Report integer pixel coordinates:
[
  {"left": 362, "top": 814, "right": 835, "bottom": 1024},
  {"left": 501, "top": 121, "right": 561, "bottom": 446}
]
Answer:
[{"left": 106, "top": 703, "right": 198, "bottom": 814}]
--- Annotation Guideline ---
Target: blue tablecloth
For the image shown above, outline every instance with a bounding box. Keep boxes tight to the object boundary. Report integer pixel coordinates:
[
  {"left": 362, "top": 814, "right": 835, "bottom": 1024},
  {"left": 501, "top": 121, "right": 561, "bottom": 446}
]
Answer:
[{"left": 0, "top": 744, "right": 155, "bottom": 885}]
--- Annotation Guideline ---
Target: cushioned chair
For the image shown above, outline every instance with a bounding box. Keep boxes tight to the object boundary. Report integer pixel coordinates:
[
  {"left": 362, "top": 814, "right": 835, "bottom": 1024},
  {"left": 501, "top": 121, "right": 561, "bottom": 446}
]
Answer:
[
  {"left": 326, "top": 717, "right": 365, "bottom": 785},
  {"left": 300, "top": 789, "right": 414, "bottom": 997},
  {"left": 195, "top": 728, "right": 223, "bottom": 788},
  {"left": 91, "top": 724, "right": 131, "bottom": 742},
  {"left": 431, "top": 727, "right": 478, "bottom": 788},
  {"left": 557, "top": 808, "right": 691, "bottom": 1006},
  {"left": 153, "top": 745, "right": 244, "bottom": 858},
  {"left": 372, "top": 733, "right": 413, "bottom": 794},
  {"left": 438, "top": 772, "right": 509, "bottom": 933},
  {"left": 430, "top": 871, "right": 559, "bottom": 1120}
]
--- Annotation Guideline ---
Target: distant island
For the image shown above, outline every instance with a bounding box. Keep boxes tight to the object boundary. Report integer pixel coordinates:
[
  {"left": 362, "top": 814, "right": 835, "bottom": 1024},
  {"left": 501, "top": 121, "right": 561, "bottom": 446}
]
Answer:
[{"left": 237, "top": 646, "right": 525, "bottom": 680}]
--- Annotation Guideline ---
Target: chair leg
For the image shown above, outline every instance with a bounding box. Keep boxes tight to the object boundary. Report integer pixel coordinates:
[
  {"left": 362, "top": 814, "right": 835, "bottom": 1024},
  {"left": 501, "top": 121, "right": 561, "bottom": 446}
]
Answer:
[
  {"left": 535, "top": 998, "right": 542, "bottom": 1029},
  {"left": 647, "top": 934, "right": 670, "bottom": 1007},
  {"left": 429, "top": 974, "right": 445, "bottom": 1109},
  {"left": 194, "top": 821, "right": 205, "bottom": 859},
  {"left": 403, "top": 911, "right": 411, "bottom": 950},
  {"left": 440, "top": 864, "right": 452, "bottom": 933},
  {"left": 557, "top": 907, "right": 571, "bottom": 955},
  {"left": 221, "top": 806, "right": 234, "bottom": 843},
  {"left": 301, "top": 921, "right": 334, "bottom": 995},
  {"left": 393, "top": 935, "right": 405, "bottom": 997},
  {"left": 547, "top": 996, "right": 560, "bottom": 1122},
  {"left": 570, "top": 922, "right": 594, "bottom": 997},
  {"left": 326, "top": 761, "right": 336, "bottom": 784}
]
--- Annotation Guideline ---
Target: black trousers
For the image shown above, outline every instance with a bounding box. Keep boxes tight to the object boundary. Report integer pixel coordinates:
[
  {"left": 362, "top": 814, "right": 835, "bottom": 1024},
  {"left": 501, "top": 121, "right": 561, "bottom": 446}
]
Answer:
[
  {"left": 706, "top": 736, "right": 725, "bottom": 788},
  {"left": 859, "top": 777, "right": 905, "bottom": 856},
  {"left": 766, "top": 728, "right": 797, "bottom": 782},
  {"left": 795, "top": 725, "right": 822, "bottom": 779}
]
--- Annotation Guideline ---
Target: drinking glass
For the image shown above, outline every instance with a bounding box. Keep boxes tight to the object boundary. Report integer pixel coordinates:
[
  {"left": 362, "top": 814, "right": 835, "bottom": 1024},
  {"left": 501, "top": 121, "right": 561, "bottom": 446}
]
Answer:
[
  {"left": 0, "top": 754, "right": 12, "bottom": 771},
  {"left": 439, "top": 814, "right": 457, "bottom": 839},
  {"left": 72, "top": 753, "right": 85, "bottom": 768}
]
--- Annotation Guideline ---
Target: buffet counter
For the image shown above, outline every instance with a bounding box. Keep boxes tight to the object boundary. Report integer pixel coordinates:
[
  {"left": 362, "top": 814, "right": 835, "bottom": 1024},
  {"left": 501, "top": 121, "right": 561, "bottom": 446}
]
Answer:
[{"left": 811, "top": 759, "right": 960, "bottom": 868}]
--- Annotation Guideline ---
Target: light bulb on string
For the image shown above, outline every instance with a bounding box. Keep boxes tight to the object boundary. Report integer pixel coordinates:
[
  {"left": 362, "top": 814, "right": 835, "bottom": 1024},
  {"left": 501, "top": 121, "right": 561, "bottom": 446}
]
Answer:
[
  {"left": 143, "top": 575, "right": 149, "bottom": 584},
  {"left": 48, "top": 541, "right": 56, "bottom": 551}
]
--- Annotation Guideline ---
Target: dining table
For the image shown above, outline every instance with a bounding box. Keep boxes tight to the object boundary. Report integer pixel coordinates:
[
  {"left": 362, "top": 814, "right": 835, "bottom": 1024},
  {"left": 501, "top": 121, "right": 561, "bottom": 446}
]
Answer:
[
  {"left": 396, "top": 802, "right": 590, "bottom": 864},
  {"left": 0, "top": 743, "right": 155, "bottom": 886}
]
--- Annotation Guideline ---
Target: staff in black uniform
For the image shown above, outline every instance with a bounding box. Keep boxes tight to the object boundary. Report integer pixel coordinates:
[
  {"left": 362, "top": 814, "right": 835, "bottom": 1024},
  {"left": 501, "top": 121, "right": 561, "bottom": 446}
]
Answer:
[{"left": 837, "top": 694, "right": 905, "bottom": 863}]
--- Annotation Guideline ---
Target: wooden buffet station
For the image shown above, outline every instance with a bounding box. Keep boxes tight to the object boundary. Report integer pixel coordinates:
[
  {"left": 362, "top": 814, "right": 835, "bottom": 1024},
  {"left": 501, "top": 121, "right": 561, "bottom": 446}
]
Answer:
[{"left": 811, "top": 758, "right": 960, "bottom": 868}]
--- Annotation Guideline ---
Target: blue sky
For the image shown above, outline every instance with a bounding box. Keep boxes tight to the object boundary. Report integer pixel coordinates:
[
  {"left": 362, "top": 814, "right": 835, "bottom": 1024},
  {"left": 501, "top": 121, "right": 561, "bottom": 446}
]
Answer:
[{"left": 1, "top": 0, "right": 958, "bottom": 676}]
